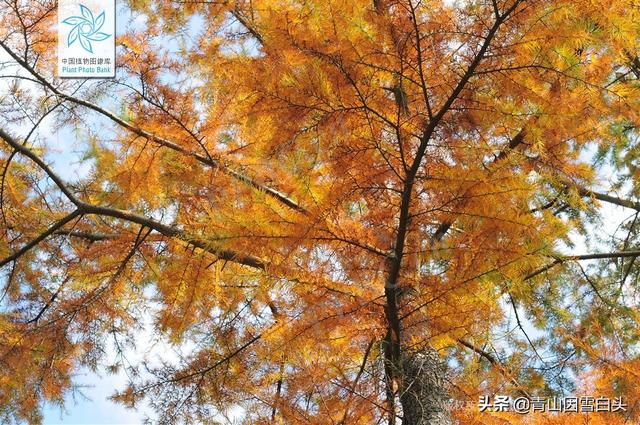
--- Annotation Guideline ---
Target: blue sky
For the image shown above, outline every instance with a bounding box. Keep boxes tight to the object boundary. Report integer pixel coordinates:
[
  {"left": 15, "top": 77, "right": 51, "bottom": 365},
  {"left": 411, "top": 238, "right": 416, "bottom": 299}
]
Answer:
[
  {"left": 43, "top": 370, "right": 146, "bottom": 425},
  {"left": 40, "top": 129, "right": 150, "bottom": 425}
]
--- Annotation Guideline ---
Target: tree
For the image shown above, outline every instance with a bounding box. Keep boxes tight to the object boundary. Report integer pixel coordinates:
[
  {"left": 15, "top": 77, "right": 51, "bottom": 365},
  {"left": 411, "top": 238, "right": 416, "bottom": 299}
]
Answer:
[{"left": 1, "top": 0, "right": 640, "bottom": 423}]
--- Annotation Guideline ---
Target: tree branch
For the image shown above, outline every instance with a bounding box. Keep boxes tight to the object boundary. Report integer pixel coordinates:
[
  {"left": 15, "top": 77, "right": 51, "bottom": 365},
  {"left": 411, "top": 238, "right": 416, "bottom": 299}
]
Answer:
[
  {"left": 577, "top": 186, "right": 640, "bottom": 211},
  {"left": 0, "top": 126, "right": 266, "bottom": 271},
  {"left": 0, "top": 127, "right": 80, "bottom": 204},
  {"left": 76, "top": 202, "right": 266, "bottom": 270},
  {"left": 0, "top": 210, "right": 82, "bottom": 268},
  {"left": 457, "top": 338, "right": 530, "bottom": 397},
  {"left": 0, "top": 40, "right": 305, "bottom": 214},
  {"left": 522, "top": 250, "right": 640, "bottom": 282},
  {"left": 230, "top": 8, "right": 264, "bottom": 45}
]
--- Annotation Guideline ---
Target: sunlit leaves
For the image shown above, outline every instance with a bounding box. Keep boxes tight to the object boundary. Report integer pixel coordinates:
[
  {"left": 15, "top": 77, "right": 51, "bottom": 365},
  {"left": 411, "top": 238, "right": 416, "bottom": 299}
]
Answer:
[{"left": 2, "top": 0, "right": 640, "bottom": 423}]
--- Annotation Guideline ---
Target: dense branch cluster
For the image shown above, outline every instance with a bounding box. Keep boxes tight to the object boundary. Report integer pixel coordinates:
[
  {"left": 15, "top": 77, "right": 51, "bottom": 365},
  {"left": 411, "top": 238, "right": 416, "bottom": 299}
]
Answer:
[{"left": 0, "top": 0, "right": 640, "bottom": 424}]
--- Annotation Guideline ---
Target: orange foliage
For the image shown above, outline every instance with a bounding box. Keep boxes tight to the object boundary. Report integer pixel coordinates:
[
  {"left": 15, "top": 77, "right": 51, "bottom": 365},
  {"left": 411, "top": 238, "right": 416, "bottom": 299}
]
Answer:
[{"left": 0, "top": 0, "right": 639, "bottom": 424}]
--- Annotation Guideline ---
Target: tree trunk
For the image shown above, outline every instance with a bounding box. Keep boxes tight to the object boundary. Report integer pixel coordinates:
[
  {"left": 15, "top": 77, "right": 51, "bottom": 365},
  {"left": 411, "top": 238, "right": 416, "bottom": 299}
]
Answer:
[{"left": 399, "top": 348, "right": 452, "bottom": 425}]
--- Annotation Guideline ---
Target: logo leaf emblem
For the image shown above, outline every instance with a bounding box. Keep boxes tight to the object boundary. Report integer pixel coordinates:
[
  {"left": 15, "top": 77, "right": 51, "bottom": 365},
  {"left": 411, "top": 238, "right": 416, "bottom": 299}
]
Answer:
[
  {"left": 79, "top": 4, "right": 93, "bottom": 21},
  {"left": 62, "top": 4, "right": 111, "bottom": 54},
  {"left": 94, "top": 11, "right": 105, "bottom": 31}
]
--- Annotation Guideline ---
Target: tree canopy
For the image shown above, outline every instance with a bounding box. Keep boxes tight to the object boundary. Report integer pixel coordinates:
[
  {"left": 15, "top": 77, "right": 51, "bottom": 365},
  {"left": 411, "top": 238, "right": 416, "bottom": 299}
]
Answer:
[{"left": 1, "top": 0, "right": 640, "bottom": 424}]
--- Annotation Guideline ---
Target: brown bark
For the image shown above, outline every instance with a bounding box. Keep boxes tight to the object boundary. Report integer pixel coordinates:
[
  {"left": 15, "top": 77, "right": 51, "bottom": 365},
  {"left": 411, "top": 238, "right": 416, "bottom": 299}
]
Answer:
[{"left": 400, "top": 348, "right": 452, "bottom": 425}]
